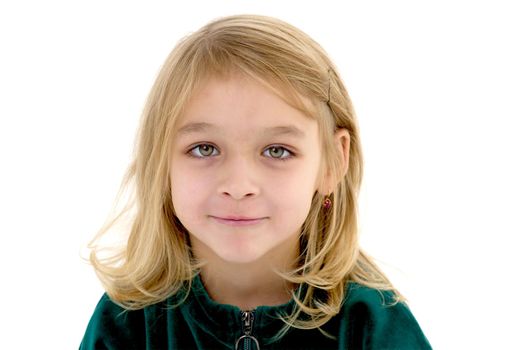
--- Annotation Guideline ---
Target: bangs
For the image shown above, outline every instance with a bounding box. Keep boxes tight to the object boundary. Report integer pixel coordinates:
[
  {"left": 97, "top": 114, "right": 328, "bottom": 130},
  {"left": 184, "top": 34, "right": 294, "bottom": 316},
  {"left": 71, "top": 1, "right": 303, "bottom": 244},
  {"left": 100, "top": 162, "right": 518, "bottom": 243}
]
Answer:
[
  {"left": 176, "top": 19, "right": 327, "bottom": 122},
  {"left": 187, "top": 51, "right": 318, "bottom": 122}
]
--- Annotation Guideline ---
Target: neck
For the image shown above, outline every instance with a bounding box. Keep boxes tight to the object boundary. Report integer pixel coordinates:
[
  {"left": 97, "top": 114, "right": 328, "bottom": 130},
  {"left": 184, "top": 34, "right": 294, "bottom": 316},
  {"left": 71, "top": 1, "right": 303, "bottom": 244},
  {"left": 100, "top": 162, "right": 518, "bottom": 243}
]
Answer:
[{"left": 194, "top": 239, "right": 300, "bottom": 310}]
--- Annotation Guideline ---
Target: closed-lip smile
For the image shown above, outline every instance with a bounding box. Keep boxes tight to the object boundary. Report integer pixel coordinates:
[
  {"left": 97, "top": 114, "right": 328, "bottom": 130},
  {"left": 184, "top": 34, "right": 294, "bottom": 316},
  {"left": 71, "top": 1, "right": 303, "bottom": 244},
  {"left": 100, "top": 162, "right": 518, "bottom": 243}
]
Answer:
[{"left": 210, "top": 215, "right": 267, "bottom": 226}]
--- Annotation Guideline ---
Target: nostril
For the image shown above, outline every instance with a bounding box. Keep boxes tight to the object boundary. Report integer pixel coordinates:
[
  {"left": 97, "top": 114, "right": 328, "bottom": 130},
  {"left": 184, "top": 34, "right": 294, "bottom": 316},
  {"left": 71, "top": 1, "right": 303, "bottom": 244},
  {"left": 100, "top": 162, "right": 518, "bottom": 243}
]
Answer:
[{"left": 221, "top": 191, "right": 256, "bottom": 199}]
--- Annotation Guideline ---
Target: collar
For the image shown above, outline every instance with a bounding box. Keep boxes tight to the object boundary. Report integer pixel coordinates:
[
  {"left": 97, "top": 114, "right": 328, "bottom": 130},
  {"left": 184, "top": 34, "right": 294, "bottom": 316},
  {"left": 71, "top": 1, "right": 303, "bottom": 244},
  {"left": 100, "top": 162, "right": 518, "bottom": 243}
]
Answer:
[{"left": 178, "top": 273, "right": 301, "bottom": 346}]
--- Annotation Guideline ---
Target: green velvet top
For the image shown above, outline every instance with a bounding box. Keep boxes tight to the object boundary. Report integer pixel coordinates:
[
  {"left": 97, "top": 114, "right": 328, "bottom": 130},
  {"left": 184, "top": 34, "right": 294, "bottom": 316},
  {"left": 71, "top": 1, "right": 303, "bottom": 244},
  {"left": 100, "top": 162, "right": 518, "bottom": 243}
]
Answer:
[{"left": 80, "top": 274, "right": 432, "bottom": 349}]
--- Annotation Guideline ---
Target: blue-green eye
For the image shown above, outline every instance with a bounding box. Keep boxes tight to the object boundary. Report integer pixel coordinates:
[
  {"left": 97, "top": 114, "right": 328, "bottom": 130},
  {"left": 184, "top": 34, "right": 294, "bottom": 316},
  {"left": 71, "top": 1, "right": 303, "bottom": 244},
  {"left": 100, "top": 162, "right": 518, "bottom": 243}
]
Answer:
[
  {"left": 263, "top": 146, "right": 294, "bottom": 161},
  {"left": 190, "top": 143, "right": 219, "bottom": 158}
]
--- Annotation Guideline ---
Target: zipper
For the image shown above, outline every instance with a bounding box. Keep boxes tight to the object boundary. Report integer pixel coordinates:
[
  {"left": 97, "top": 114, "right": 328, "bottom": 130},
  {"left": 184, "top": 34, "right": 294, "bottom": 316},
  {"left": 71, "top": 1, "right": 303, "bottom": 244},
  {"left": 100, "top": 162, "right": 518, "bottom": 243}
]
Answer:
[{"left": 234, "top": 310, "right": 260, "bottom": 350}]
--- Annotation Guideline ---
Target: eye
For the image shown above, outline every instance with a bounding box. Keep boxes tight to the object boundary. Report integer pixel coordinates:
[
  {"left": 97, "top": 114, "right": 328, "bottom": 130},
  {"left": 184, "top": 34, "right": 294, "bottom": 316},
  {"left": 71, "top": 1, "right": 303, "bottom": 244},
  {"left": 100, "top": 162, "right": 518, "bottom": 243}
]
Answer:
[
  {"left": 188, "top": 144, "right": 219, "bottom": 158},
  {"left": 263, "top": 145, "right": 295, "bottom": 161}
]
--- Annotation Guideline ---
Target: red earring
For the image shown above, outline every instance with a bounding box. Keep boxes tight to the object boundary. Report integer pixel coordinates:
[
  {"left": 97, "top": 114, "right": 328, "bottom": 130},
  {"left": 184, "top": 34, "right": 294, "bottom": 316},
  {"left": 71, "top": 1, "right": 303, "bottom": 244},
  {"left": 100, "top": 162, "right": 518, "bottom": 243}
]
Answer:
[{"left": 322, "top": 196, "right": 332, "bottom": 210}]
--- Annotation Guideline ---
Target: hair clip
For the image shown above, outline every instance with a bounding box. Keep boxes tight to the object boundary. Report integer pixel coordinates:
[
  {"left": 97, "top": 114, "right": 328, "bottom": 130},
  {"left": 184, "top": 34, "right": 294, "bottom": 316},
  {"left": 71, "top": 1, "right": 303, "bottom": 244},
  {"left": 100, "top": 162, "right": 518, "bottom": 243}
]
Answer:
[{"left": 326, "top": 68, "right": 332, "bottom": 104}]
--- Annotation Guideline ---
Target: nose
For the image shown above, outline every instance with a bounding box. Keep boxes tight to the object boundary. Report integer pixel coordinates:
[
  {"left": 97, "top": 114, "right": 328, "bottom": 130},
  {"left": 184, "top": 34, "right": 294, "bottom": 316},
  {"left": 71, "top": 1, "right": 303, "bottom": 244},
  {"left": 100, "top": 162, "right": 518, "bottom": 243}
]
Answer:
[{"left": 216, "top": 154, "right": 260, "bottom": 200}]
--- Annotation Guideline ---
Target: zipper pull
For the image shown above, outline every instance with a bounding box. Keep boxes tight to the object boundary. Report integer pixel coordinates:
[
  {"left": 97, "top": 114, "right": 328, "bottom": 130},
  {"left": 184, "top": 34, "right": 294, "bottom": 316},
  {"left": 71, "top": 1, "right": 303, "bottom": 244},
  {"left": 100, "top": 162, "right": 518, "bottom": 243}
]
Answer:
[{"left": 235, "top": 310, "right": 260, "bottom": 350}]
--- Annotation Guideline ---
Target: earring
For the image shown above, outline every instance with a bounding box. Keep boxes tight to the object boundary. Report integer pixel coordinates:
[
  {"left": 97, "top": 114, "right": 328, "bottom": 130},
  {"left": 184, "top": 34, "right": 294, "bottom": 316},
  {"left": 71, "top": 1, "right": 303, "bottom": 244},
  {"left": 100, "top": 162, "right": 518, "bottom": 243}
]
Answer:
[{"left": 322, "top": 196, "right": 332, "bottom": 210}]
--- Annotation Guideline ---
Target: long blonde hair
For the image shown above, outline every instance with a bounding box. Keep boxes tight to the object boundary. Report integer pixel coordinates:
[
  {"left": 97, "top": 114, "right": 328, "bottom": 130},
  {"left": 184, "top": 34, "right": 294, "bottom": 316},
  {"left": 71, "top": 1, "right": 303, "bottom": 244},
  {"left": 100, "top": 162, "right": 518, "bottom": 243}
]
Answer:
[{"left": 88, "top": 14, "right": 405, "bottom": 342}]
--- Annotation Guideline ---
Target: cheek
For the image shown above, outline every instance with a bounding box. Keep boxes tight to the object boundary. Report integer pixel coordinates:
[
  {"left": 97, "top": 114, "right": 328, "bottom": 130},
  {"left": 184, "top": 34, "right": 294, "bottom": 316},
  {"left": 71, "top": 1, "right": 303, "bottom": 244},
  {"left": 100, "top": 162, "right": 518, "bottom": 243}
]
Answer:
[
  {"left": 270, "top": 172, "right": 316, "bottom": 224},
  {"left": 170, "top": 168, "right": 210, "bottom": 217}
]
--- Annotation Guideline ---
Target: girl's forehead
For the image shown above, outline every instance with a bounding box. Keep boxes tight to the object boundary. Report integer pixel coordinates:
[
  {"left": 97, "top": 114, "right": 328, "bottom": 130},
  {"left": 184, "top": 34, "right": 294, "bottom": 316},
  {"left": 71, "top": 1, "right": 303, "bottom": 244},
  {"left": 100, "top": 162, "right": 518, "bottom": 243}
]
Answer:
[
  {"left": 173, "top": 86, "right": 319, "bottom": 146},
  {"left": 180, "top": 74, "right": 316, "bottom": 123}
]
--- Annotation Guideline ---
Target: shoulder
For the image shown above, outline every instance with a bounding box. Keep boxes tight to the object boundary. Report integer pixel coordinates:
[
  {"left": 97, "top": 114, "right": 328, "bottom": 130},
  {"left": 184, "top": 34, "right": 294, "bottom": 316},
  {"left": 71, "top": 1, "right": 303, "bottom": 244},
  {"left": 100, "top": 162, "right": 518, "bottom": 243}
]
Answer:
[
  {"left": 338, "top": 282, "right": 432, "bottom": 349},
  {"left": 79, "top": 293, "right": 150, "bottom": 350}
]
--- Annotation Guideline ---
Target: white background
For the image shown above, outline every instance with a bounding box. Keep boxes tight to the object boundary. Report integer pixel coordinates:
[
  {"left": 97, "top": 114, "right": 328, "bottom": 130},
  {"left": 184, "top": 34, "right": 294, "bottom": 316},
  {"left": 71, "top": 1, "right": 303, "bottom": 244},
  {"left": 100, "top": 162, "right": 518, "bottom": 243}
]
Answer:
[{"left": 1, "top": 1, "right": 524, "bottom": 349}]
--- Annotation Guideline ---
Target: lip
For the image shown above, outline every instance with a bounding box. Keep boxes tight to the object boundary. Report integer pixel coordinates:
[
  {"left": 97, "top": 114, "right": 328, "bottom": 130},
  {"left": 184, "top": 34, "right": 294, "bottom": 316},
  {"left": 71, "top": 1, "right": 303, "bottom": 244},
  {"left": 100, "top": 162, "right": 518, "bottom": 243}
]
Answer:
[{"left": 210, "top": 216, "right": 267, "bottom": 227}]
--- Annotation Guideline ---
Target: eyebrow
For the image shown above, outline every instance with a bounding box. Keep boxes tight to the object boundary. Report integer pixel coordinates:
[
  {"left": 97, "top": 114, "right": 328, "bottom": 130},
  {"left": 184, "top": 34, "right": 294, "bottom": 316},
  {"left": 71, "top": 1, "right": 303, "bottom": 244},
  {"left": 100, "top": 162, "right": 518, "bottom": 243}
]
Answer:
[{"left": 175, "top": 122, "right": 306, "bottom": 139}]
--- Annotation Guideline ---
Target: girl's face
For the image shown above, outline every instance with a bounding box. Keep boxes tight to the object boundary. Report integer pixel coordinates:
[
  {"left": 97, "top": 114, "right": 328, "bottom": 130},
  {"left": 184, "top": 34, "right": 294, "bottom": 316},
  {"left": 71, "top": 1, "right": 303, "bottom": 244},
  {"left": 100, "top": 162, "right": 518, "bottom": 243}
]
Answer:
[{"left": 170, "top": 74, "right": 322, "bottom": 265}]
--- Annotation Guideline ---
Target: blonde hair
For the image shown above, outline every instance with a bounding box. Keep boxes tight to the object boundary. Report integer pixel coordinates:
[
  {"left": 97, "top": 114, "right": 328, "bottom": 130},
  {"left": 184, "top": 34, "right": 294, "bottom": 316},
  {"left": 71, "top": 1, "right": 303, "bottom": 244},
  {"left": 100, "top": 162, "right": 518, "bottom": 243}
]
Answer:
[{"left": 88, "top": 14, "right": 405, "bottom": 342}]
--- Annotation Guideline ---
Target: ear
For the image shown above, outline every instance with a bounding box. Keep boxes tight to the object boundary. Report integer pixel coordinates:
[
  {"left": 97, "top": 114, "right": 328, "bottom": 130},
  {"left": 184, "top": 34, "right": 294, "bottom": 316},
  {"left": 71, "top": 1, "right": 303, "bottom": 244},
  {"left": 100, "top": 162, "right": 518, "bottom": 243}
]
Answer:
[{"left": 317, "top": 128, "right": 351, "bottom": 196}]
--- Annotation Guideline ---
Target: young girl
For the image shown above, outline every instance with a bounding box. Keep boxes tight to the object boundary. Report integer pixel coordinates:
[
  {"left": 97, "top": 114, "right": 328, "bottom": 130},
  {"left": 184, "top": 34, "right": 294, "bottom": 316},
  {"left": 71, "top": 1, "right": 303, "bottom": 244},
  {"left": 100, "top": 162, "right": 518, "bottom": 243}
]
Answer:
[{"left": 80, "top": 14, "right": 432, "bottom": 349}]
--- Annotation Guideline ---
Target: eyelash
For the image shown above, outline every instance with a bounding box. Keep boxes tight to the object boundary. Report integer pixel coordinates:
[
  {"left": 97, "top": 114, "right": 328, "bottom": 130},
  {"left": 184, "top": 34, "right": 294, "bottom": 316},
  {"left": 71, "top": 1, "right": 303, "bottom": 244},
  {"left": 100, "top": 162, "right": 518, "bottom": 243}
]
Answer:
[{"left": 186, "top": 143, "right": 296, "bottom": 162}]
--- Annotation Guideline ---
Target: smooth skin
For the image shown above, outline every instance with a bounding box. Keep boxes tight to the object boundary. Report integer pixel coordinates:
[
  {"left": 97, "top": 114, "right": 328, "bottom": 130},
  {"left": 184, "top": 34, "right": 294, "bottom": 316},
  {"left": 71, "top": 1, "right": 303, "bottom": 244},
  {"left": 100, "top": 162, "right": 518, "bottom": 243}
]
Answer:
[{"left": 170, "top": 73, "right": 350, "bottom": 310}]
